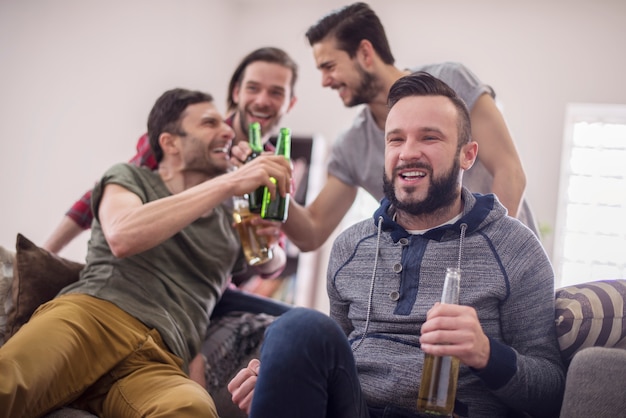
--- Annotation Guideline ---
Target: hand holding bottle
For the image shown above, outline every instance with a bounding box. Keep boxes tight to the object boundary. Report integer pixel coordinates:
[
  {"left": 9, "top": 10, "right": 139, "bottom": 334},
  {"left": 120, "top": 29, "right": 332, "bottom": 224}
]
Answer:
[
  {"left": 232, "top": 195, "right": 274, "bottom": 266},
  {"left": 230, "top": 141, "right": 254, "bottom": 167},
  {"left": 225, "top": 154, "right": 291, "bottom": 201},
  {"left": 419, "top": 302, "right": 490, "bottom": 370},
  {"left": 261, "top": 127, "right": 291, "bottom": 222},
  {"left": 418, "top": 267, "right": 462, "bottom": 415}
]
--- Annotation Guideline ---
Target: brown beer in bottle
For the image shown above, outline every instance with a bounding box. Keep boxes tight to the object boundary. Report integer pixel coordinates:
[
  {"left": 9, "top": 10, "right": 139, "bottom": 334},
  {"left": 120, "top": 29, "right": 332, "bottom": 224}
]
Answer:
[
  {"left": 417, "top": 267, "right": 461, "bottom": 416},
  {"left": 232, "top": 194, "right": 273, "bottom": 266}
]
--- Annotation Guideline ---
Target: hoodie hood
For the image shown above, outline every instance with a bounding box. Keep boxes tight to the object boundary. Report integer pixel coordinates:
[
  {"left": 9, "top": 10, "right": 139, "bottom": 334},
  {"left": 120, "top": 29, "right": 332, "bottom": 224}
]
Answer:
[{"left": 372, "top": 188, "right": 502, "bottom": 243}]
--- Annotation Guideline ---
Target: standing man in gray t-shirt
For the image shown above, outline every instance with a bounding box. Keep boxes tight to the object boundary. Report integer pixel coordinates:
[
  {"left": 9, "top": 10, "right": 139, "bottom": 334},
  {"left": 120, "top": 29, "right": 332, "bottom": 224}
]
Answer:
[{"left": 237, "top": 2, "right": 535, "bottom": 252}]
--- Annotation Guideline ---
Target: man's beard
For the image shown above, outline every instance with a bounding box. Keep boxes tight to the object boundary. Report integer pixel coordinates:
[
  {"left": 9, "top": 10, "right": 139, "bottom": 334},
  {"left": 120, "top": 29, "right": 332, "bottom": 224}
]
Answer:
[
  {"left": 347, "top": 65, "right": 380, "bottom": 107},
  {"left": 383, "top": 158, "right": 461, "bottom": 216},
  {"left": 183, "top": 136, "right": 231, "bottom": 177}
]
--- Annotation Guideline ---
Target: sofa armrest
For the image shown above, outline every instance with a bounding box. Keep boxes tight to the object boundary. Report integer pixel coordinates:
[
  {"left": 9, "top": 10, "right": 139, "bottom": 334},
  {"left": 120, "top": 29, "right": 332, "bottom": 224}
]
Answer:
[{"left": 559, "top": 346, "right": 626, "bottom": 417}]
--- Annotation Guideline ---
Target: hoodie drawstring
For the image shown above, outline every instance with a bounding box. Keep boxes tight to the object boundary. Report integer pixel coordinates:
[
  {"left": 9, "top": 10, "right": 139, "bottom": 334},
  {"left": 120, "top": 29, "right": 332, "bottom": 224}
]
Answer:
[
  {"left": 353, "top": 219, "right": 468, "bottom": 352},
  {"left": 457, "top": 223, "right": 467, "bottom": 270},
  {"left": 352, "top": 215, "right": 384, "bottom": 352}
]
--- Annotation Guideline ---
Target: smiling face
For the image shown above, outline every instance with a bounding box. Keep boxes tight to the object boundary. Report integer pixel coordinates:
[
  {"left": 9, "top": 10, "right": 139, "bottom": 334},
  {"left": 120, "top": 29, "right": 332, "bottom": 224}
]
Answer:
[
  {"left": 383, "top": 95, "right": 470, "bottom": 219},
  {"left": 176, "top": 102, "right": 235, "bottom": 177},
  {"left": 231, "top": 60, "right": 296, "bottom": 141},
  {"left": 312, "top": 37, "right": 381, "bottom": 107}
]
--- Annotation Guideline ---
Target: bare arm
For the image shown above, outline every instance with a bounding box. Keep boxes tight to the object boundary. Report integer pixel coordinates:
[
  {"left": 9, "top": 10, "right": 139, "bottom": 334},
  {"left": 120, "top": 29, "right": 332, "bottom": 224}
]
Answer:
[
  {"left": 282, "top": 175, "right": 358, "bottom": 252},
  {"left": 470, "top": 94, "right": 526, "bottom": 218},
  {"left": 42, "top": 216, "right": 86, "bottom": 254},
  {"left": 100, "top": 156, "right": 291, "bottom": 258}
]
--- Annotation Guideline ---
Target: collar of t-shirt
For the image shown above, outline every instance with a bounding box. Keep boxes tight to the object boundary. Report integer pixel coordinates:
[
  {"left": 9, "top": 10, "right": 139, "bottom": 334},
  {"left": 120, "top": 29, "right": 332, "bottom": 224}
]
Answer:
[{"left": 393, "top": 212, "right": 463, "bottom": 235}]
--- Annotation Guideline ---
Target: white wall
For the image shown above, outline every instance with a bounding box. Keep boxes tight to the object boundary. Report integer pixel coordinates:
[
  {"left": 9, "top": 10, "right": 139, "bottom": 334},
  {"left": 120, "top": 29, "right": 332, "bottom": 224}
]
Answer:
[{"left": 1, "top": 0, "right": 625, "bottom": 308}]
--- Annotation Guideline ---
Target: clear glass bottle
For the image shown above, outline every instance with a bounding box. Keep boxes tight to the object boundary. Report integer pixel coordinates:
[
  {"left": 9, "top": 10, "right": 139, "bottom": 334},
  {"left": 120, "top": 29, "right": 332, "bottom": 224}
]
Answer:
[
  {"left": 246, "top": 122, "right": 265, "bottom": 213},
  {"left": 417, "top": 267, "right": 461, "bottom": 416},
  {"left": 232, "top": 194, "right": 273, "bottom": 266},
  {"left": 261, "top": 127, "right": 291, "bottom": 222}
]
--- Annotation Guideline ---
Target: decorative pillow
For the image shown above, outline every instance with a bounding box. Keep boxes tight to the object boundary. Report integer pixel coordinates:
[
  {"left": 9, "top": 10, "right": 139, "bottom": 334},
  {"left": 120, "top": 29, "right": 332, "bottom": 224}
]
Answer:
[
  {"left": 0, "top": 245, "right": 15, "bottom": 345},
  {"left": 5, "top": 234, "right": 84, "bottom": 340},
  {"left": 555, "top": 279, "right": 626, "bottom": 365}
]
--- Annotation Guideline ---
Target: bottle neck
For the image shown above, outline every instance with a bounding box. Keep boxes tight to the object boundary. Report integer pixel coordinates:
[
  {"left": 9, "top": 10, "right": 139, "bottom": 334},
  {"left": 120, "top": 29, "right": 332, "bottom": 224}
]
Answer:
[{"left": 441, "top": 268, "right": 460, "bottom": 304}]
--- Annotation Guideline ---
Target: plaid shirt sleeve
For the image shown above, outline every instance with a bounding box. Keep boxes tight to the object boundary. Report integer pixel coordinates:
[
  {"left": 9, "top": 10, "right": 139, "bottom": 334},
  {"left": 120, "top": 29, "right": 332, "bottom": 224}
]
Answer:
[{"left": 65, "top": 133, "right": 156, "bottom": 229}]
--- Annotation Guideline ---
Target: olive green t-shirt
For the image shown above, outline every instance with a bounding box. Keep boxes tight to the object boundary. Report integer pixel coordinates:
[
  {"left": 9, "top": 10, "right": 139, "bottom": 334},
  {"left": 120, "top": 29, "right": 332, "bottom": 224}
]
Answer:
[{"left": 60, "top": 163, "right": 244, "bottom": 367}]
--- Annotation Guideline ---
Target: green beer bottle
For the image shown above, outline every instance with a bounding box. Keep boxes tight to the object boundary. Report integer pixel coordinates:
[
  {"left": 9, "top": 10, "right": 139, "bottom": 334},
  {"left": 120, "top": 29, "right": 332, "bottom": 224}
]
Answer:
[
  {"left": 247, "top": 122, "right": 264, "bottom": 213},
  {"left": 261, "top": 127, "right": 291, "bottom": 222}
]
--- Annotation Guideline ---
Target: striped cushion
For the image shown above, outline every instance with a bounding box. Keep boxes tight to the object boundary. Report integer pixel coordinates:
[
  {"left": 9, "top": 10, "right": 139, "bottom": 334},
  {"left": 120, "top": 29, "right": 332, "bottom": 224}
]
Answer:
[{"left": 555, "top": 279, "right": 626, "bottom": 364}]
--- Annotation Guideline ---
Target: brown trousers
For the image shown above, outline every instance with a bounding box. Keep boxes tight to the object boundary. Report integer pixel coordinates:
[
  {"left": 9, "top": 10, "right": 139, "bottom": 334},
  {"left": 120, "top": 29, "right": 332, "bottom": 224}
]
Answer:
[{"left": 0, "top": 293, "right": 217, "bottom": 418}]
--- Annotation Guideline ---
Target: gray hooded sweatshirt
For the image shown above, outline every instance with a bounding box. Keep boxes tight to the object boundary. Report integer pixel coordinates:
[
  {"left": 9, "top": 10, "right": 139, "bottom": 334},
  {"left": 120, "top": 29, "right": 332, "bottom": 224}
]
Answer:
[{"left": 327, "top": 188, "right": 564, "bottom": 417}]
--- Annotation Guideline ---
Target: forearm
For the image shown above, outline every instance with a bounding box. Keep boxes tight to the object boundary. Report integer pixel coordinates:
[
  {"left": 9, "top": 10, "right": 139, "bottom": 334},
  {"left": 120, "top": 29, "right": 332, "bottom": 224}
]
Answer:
[
  {"left": 282, "top": 176, "right": 358, "bottom": 252},
  {"left": 469, "top": 94, "right": 527, "bottom": 218},
  {"left": 102, "top": 156, "right": 291, "bottom": 258},
  {"left": 42, "top": 216, "right": 86, "bottom": 254},
  {"left": 490, "top": 165, "right": 526, "bottom": 218},
  {"left": 493, "top": 242, "right": 565, "bottom": 415},
  {"left": 102, "top": 177, "right": 236, "bottom": 258},
  {"left": 282, "top": 201, "right": 327, "bottom": 252}
]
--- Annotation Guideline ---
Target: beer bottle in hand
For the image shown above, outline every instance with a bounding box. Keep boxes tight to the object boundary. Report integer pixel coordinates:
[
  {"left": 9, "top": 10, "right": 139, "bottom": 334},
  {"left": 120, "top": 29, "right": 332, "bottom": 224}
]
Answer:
[
  {"left": 261, "top": 127, "right": 291, "bottom": 222},
  {"left": 417, "top": 267, "right": 461, "bottom": 416},
  {"left": 247, "top": 122, "right": 265, "bottom": 213}
]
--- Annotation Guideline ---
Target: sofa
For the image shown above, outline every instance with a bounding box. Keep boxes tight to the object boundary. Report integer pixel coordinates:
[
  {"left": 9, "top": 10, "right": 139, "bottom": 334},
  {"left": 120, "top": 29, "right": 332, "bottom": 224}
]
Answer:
[{"left": 1, "top": 234, "right": 625, "bottom": 418}]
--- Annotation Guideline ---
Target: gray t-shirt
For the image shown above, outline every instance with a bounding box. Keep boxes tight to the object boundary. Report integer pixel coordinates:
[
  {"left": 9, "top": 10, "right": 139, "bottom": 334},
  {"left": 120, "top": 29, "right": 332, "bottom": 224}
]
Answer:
[
  {"left": 60, "top": 163, "right": 245, "bottom": 366},
  {"left": 327, "top": 62, "right": 538, "bottom": 234}
]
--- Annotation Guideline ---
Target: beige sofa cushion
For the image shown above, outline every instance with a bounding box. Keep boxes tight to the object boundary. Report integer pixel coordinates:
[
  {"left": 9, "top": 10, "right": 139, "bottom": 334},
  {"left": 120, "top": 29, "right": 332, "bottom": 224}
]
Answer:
[{"left": 555, "top": 279, "right": 626, "bottom": 365}]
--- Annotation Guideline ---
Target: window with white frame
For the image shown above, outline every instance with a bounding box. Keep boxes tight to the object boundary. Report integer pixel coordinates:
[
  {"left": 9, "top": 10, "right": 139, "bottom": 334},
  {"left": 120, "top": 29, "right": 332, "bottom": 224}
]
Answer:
[{"left": 554, "top": 103, "right": 626, "bottom": 288}]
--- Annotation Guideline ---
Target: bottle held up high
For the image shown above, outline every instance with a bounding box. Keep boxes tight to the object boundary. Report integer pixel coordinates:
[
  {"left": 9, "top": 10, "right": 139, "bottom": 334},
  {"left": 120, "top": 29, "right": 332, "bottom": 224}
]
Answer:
[
  {"left": 261, "top": 127, "right": 291, "bottom": 222},
  {"left": 246, "top": 122, "right": 265, "bottom": 213},
  {"left": 417, "top": 267, "right": 461, "bottom": 416}
]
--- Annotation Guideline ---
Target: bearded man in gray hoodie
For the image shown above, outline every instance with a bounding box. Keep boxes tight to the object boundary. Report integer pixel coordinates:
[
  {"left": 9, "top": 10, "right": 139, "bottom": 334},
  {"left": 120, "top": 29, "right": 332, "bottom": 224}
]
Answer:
[{"left": 228, "top": 72, "right": 565, "bottom": 418}]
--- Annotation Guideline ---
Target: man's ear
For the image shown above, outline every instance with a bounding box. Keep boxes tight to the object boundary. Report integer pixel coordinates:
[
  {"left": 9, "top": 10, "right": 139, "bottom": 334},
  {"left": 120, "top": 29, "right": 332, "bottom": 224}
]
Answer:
[
  {"left": 159, "top": 132, "right": 179, "bottom": 157},
  {"left": 460, "top": 141, "right": 478, "bottom": 171},
  {"left": 231, "top": 84, "right": 241, "bottom": 106},
  {"left": 356, "top": 39, "right": 376, "bottom": 68},
  {"left": 286, "top": 95, "right": 297, "bottom": 113}
]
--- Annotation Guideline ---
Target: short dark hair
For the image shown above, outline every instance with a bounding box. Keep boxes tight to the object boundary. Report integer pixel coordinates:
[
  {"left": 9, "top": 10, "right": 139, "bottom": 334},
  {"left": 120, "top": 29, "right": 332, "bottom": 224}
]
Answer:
[
  {"left": 388, "top": 72, "right": 471, "bottom": 147},
  {"left": 147, "top": 88, "right": 214, "bottom": 163},
  {"left": 226, "top": 47, "right": 298, "bottom": 113},
  {"left": 305, "top": 2, "right": 394, "bottom": 65}
]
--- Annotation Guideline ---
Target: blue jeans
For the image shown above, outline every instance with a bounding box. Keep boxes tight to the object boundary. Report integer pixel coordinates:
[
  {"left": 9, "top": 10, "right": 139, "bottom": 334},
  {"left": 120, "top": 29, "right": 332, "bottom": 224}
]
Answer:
[
  {"left": 250, "top": 308, "right": 438, "bottom": 418},
  {"left": 249, "top": 308, "right": 369, "bottom": 418}
]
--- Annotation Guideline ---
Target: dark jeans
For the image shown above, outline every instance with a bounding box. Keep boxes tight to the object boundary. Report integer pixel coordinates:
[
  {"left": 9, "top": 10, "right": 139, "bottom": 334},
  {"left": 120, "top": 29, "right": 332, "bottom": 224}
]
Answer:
[
  {"left": 249, "top": 307, "right": 369, "bottom": 418},
  {"left": 249, "top": 308, "right": 435, "bottom": 418},
  {"left": 210, "top": 286, "right": 292, "bottom": 319}
]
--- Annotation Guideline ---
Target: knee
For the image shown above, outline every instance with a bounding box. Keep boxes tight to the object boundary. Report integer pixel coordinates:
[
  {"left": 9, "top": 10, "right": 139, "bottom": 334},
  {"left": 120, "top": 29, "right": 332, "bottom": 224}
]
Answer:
[{"left": 264, "top": 308, "right": 346, "bottom": 349}]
